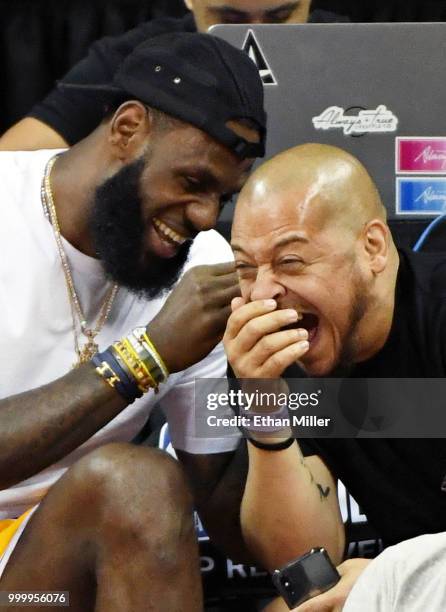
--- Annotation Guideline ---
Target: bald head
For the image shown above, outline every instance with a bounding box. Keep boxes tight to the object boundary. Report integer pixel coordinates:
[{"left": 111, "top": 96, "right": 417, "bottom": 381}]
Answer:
[
  {"left": 235, "top": 143, "right": 386, "bottom": 236},
  {"left": 231, "top": 144, "right": 399, "bottom": 376}
]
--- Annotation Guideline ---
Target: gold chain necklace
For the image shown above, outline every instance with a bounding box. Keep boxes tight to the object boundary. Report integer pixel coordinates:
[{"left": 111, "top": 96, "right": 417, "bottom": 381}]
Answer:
[{"left": 41, "top": 155, "right": 119, "bottom": 367}]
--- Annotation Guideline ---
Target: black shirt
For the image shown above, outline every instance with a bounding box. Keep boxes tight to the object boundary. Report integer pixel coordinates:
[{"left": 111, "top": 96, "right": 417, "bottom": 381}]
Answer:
[
  {"left": 29, "top": 10, "right": 347, "bottom": 145},
  {"left": 300, "top": 249, "right": 446, "bottom": 545}
]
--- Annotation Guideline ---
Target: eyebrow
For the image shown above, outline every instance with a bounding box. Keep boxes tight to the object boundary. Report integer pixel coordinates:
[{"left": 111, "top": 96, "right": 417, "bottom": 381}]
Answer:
[
  {"left": 266, "top": 2, "right": 300, "bottom": 16},
  {"left": 183, "top": 165, "right": 242, "bottom": 199},
  {"left": 275, "top": 233, "right": 309, "bottom": 248},
  {"left": 232, "top": 233, "right": 308, "bottom": 254}
]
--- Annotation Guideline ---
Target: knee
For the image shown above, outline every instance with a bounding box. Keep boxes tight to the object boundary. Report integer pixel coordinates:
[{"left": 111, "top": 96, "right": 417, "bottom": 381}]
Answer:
[{"left": 70, "top": 443, "right": 194, "bottom": 541}]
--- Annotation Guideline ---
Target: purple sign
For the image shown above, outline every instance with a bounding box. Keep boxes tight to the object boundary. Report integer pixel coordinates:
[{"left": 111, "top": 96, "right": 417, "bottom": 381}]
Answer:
[{"left": 396, "top": 137, "right": 446, "bottom": 174}]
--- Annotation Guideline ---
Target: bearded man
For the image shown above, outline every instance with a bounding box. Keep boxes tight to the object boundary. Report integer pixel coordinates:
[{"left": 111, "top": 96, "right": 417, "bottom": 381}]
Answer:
[{"left": 0, "top": 31, "right": 265, "bottom": 610}]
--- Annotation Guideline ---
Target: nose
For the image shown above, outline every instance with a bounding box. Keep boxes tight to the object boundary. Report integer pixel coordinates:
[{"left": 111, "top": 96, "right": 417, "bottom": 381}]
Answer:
[
  {"left": 185, "top": 197, "right": 221, "bottom": 233},
  {"left": 249, "top": 266, "right": 286, "bottom": 302}
]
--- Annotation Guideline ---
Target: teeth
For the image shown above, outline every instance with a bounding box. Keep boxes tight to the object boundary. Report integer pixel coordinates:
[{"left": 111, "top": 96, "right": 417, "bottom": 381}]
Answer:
[{"left": 153, "top": 218, "right": 186, "bottom": 245}]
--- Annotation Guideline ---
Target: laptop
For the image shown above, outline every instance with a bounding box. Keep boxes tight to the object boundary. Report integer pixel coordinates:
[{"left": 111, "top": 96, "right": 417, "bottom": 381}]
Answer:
[{"left": 212, "top": 23, "right": 446, "bottom": 225}]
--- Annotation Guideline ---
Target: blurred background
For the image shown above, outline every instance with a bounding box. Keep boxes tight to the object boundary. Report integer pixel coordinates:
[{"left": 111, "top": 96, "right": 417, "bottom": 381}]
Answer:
[{"left": 2, "top": 0, "right": 446, "bottom": 133}]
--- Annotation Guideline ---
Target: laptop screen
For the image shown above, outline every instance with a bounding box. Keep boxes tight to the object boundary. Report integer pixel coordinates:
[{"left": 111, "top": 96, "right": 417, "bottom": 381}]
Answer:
[{"left": 212, "top": 23, "right": 446, "bottom": 221}]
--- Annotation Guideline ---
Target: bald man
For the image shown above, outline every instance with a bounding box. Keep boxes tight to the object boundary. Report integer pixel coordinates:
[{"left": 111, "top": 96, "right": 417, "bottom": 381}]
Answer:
[{"left": 223, "top": 144, "right": 446, "bottom": 610}]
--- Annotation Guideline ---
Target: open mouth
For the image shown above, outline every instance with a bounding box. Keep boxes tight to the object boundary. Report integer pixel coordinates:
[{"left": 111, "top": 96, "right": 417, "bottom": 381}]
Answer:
[
  {"left": 153, "top": 217, "right": 188, "bottom": 246},
  {"left": 282, "top": 312, "right": 319, "bottom": 343}
]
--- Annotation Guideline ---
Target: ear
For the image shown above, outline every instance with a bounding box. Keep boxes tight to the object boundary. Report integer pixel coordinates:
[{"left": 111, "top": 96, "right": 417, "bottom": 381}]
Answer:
[
  {"left": 184, "top": 0, "right": 193, "bottom": 10},
  {"left": 362, "top": 219, "right": 389, "bottom": 274},
  {"left": 109, "top": 101, "right": 151, "bottom": 162}
]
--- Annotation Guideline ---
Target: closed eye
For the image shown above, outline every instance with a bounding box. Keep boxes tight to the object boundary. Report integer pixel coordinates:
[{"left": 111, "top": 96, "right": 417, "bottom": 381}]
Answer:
[
  {"left": 184, "top": 176, "right": 202, "bottom": 190},
  {"left": 277, "top": 258, "right": 305, "bottom": 270},
  {"left": 266, "top": 8, "right": 294, "bottom": 21},
  {"left": 235, "top": 262, "right": 257, "bottom": 278}
]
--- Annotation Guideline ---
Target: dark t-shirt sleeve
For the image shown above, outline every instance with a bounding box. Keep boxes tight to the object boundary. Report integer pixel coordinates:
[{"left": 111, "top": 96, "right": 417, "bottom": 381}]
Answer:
[{"left": 28, "top": 15, "right": 195, "bottom": 145}]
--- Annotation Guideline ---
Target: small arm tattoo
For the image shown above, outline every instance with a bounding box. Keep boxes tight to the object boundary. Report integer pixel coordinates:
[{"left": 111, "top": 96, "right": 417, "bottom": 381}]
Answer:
[
  {"left": 300, "top": 457, "right": 331, "bottom": 501},
  {"left": 317, "top": 484, "right": 331, "bottom": 500}
]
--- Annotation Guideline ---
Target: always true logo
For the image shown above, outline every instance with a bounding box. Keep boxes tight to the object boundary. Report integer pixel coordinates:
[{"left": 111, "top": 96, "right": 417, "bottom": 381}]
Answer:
[
  {"left": 242, "top": 30, "right": 277, "bottom": 86},
  {"left": 312, "top": 105, "right": 398, "bottom": 136}
]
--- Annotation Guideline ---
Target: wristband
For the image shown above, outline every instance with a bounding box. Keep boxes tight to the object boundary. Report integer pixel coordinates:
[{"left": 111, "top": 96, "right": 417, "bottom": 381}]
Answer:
[
  {"left": 248, "top": 437, "right": 295, "bottom": 451},
  {"left": 102, "top": 349, "right": 143, "bottom": 401},
  {"left": 92, "top": 351, "right": 142, "bottom": 403},
  {"left": 133, "top": 326, "right": 169, "bottom": 381}
]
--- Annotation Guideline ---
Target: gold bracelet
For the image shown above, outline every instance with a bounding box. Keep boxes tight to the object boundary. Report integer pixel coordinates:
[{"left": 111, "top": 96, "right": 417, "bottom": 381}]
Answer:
[
  {"left": 121, "top": 338, "right": 158, "bottom": 391},
  {"left": 113, "top": 340, "right": 157, "bottom": 393}
]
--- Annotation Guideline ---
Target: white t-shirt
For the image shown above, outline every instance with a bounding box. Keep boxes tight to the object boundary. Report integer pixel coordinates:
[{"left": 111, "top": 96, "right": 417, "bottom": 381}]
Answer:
[
  {"left": 0, "top": 149, "right": 240, "bottom": 519},
  {"left": 344, "top": 533, "right": 446, "bottom": 611}
]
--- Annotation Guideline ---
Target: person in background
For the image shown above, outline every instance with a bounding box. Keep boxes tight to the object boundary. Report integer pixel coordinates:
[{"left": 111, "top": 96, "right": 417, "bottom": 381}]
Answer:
[{"left": 0, "top": 0, "right": 346, "bottom": 151}]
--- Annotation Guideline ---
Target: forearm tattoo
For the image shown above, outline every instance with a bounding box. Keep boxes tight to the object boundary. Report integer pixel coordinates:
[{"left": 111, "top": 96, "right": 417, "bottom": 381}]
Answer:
[{"left": 300, "top": 456, "right": 331, "bottom": 502}]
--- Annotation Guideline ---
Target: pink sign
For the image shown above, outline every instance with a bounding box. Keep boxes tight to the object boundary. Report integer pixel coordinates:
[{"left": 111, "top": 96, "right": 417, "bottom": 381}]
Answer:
[{"left": 397, "top": 138, "right": 446, "bottom": 174}]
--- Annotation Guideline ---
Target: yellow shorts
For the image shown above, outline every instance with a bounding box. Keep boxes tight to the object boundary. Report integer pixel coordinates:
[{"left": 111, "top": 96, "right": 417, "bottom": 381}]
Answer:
[{"left": 0, "top": 508, "right": 36, "bottom": 579}]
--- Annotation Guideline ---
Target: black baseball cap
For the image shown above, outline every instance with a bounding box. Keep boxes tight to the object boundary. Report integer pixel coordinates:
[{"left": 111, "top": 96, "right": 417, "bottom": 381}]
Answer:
[{"left": 59, "top": 31, "right": 267, "bottom": 159}]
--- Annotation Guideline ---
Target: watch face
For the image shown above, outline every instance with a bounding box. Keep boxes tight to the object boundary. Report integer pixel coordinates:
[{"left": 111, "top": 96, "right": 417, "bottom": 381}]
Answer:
[{"left": 273, "top": 549, "right": 340, "bottom": 608}]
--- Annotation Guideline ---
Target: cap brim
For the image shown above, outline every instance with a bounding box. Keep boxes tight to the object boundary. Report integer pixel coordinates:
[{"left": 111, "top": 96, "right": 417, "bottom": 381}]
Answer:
[{"left": 57, "top": 81, "right": 125, "bottom": 98}]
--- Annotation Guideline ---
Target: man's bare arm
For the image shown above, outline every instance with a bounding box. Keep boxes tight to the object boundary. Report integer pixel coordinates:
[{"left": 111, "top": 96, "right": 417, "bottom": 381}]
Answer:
[
  {"left": 223, "top": 299, "right": 344, "bottom": 569},
  {"left": 0, "top": 364, "right": 125, "bottom": 489},
  {"left": 241, "top": 443, "right": 345, "bottom": 570},
  {"left": 0, "top": 118, "right": 68, "bottom": 151},
  {"left": 0, "top": 262, "right": 239, "bottom": 489}
]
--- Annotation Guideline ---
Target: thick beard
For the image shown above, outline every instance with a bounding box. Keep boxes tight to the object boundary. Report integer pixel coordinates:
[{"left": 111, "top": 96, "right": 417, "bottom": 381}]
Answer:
[{"left": 90, "top": 158, "right": 191, "bottom": 299}]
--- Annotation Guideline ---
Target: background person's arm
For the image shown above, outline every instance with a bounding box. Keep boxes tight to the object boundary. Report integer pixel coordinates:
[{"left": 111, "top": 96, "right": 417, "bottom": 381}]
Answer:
[
  {"left": 0, "top": 32, "right": 121, "bottom": 151},
  {"left": 0, "top": 118, "right": 68, "bottom": 151},
  {"left": 0, "top": 18, "right": 193, "bottom": 151}
]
